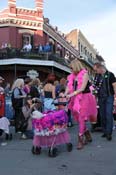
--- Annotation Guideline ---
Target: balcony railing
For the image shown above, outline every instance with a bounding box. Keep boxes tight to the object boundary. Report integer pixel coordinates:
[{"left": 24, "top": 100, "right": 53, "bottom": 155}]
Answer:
[
  {"left": 80, "top": 53, "right": 95, "bottom": 67},
  {"left": 0, "top": 48, "right": 70, "bottom": 67}
]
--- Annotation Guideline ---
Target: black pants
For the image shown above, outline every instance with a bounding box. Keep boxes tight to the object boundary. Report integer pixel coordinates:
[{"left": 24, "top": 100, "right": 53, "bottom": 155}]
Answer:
[
  {"left": 0, "top": 129, "right": 3, "bottom": 136},
  {"left": 14, "top": 108, "right": 24, "bottom": 132}
]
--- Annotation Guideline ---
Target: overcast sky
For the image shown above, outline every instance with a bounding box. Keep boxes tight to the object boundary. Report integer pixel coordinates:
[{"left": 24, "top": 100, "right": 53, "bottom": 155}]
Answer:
[{"left": 1, "top": 0, "right": 116, "bottom": 75}]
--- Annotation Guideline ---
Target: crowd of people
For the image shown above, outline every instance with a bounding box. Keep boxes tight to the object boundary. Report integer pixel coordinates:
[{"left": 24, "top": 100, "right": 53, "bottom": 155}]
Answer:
[{"left": 0, "top": 59, "right": 116, "bottom": 152}]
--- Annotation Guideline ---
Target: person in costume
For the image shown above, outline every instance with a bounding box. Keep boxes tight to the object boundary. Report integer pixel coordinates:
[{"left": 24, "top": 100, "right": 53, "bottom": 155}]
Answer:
[{"left": 65, "top": 59, "right": 97, "bottom": 150}]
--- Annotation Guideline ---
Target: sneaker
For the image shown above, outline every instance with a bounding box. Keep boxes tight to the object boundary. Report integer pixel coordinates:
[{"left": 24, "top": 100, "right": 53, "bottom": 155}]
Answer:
[
  {"left": 113, "top": 125, "right": 116, "bottom": 130},
  {"left": 1, "top": 142, "right": 7, "bottom": 146},
  {"left": 21, "top": 134, "right": 27, "bottom": 139},
  {"left": 17, "top": 131, "right": 22, "bottom": 134}
]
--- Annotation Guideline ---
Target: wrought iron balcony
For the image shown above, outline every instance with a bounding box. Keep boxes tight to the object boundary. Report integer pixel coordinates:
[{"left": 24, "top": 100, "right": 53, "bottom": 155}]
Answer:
[
  {"left": 0, "top": 47, "right": 70, "bottom": 68},
  {"left": 80, "top": 53, "right": 95, "bottom": 67}
]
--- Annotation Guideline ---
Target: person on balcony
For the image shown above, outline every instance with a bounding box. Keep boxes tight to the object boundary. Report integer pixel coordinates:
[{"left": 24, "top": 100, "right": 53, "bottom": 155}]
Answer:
[
  {"left": 43, "top": 42, "right": 51, "bottom": 52},
  {"left": 38, "top": 44, "right": 43, "bottom": 53},
  {"left": 1, "top": 43, "right": 8, "bottom": 49},
  {"left": 22, "top": 41, "right": 32, "bottom": 53}
]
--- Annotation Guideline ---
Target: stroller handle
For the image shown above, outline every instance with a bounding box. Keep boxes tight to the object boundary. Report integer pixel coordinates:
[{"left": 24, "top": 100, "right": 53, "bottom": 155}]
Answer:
[{"left": 52, "top": 96, "right": 68, "bottom": 106}]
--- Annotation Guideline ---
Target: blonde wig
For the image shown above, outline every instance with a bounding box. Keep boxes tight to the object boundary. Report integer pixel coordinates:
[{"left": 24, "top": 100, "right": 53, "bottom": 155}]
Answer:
[{"left": 70, "top": 59, "right": 84, "bottom": 74}]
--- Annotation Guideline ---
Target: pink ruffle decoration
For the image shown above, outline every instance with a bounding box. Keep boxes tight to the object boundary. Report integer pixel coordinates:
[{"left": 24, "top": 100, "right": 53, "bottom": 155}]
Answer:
[
  {"left": 32, "top": 110, "right": 68, "bottom": 136},
  {"left": 33, "top": 131, "right": 70, "bottom": 147}
]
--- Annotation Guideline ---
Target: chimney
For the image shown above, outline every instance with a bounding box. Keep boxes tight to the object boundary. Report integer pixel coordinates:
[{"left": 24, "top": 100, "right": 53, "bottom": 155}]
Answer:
[
  {"left": 35, "top": 0, "right": 43, "bottom": 17},
  {"left": 8, "top": 0, "right": 16, "bottom": 14},
  {"left": 35, "top": 0, "right": 43, "bottom": 10}
]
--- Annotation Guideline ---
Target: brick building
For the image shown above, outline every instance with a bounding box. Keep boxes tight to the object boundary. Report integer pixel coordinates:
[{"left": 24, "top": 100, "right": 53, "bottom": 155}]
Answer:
[{"left": 0, "top": 0, "right": 98, "bottom": 84}]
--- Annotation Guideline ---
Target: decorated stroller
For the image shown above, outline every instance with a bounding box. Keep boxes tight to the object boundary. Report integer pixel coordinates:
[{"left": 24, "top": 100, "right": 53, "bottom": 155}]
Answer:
[{"left": 31, "top": 109, "right": 73, "bottom": 157}]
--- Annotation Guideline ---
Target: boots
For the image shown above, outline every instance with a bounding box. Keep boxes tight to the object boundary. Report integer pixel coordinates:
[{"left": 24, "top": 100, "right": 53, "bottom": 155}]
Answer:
[
  {"left": 84, "top": 130, "right": 92, "bottom": 142},
  {"left": 77, "top": 135, "right": 84, "bottom": 150}
]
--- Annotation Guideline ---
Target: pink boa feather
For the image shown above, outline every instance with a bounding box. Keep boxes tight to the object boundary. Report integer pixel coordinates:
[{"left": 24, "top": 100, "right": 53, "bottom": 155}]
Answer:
[{"left": 67, "top": 69, "right": 87, "bottom": 114}]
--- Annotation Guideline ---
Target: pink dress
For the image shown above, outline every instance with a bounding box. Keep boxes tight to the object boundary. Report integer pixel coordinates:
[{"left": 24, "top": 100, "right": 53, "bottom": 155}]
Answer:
[{"left": 67, "top": 69, "right": 97, "bottom": 123}]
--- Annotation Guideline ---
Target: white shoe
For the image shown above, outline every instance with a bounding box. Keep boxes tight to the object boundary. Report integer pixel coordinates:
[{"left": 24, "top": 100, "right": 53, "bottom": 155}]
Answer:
[
  {"left": 21, "top": 134, "right": 27, "bottom": 139},
  {"left": 17, "top": 131, "right": 22, "bottom": 134},
  {"left": 113, "top": 125, "right": 116, "bottom": 130},
  {"left": 1, "top": 142, "right": 7, "bottom": 146}
]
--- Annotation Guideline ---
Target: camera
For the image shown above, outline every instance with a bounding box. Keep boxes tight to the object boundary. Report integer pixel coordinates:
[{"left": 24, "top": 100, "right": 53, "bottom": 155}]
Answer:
[{"left": 32, "top": 98, "right": 41, "bottom": 104}]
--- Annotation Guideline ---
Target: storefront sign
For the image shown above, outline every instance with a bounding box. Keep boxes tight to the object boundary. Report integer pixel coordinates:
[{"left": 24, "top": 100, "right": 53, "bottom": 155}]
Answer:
[{"left": 27, "top": 70, "right": 39, "bottom": 79}]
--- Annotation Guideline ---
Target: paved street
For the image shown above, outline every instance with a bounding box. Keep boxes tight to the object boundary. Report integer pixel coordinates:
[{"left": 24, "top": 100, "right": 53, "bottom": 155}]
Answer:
[{"left": 0, "top": 124, "right": 116, "bottom": 175}]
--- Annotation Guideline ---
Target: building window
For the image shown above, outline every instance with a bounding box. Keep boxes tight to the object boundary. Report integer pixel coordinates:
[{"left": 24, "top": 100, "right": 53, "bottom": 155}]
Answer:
[
  {"left": 78, "top": 41, "right": 80, "bottom": 53},
  {"left": 22, "top": 34, "right": 32, "bottom": 47},
  {"left": 81, "top": 45, "right": 83, "bottom": 52}
]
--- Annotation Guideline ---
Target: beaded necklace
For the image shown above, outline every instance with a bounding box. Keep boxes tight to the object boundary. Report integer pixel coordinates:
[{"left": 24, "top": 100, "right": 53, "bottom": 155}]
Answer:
[{"left": 93, "top": 72, "right": 109, "bottom": 95}]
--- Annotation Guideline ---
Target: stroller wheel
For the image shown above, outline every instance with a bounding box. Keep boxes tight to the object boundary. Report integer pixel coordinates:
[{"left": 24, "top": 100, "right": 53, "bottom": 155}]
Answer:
[
  {"left": 31, "top": 146, "right": 41, "bottom": 155},
  {"left": 48, "top": 147, "right": 58, "bottom": 157},
  {"left": 67, "top": 143, "right": 73, "bottom": 152}
]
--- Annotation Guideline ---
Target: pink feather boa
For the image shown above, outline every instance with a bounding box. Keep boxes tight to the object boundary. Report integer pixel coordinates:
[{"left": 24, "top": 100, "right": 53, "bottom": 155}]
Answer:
[{"left": 67, "top": 69, "right": 87, "bottom": 114}]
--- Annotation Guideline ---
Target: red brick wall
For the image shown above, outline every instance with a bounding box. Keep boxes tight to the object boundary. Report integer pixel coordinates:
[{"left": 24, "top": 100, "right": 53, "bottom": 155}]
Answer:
[
  {"left": 9, "top": 27, "right": 17, "bottom": 47},
  {"left": 34, "top": 30, "right": 44, "bottom": 47},
  {"left": 0, "top": 27, "right": 22, "bottom": 48},
  {"left": 0, "top": 27, "right": 10, "bottom": 47}
]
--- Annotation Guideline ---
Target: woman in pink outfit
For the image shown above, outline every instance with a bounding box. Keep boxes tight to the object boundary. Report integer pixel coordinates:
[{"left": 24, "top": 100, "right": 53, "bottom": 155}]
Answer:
[{"left": 65, "top": 59, "right": 97, "bottom": 149}]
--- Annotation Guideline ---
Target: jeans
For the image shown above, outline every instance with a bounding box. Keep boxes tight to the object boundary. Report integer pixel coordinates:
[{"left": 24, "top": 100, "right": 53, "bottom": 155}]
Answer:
[
  {"left": 98, "top": 95, "right": 114, "bottom": 135},
  {"left": 5, "top": 97, "right": 14, "bottom": 119}
]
